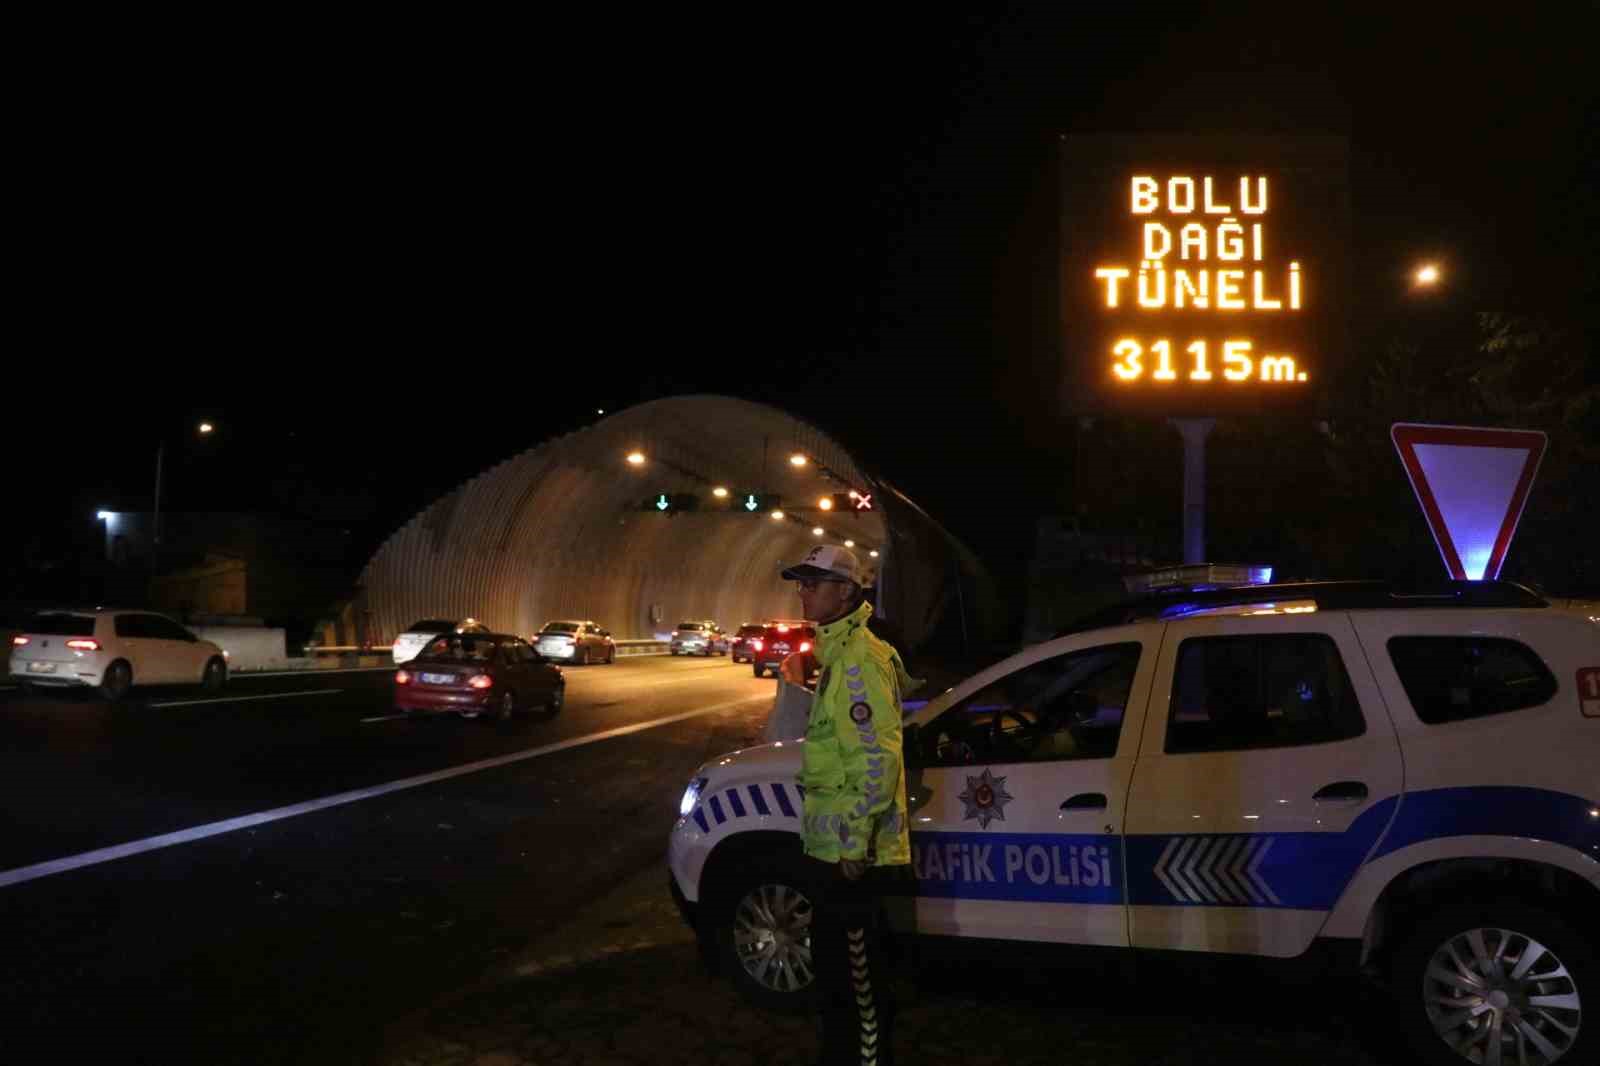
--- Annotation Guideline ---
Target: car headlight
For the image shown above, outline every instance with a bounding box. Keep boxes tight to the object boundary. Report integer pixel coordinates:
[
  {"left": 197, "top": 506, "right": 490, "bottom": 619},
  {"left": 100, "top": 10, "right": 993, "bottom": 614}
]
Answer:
[{"left": 678, "top": 776, "right": 709, "bottom": 817}]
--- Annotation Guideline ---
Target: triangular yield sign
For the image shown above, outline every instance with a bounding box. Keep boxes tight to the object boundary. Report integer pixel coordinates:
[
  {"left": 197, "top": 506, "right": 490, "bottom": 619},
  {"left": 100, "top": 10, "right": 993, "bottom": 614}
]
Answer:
[{"left": 1391, "top": 423, "right": 1548, "bottom": 581}]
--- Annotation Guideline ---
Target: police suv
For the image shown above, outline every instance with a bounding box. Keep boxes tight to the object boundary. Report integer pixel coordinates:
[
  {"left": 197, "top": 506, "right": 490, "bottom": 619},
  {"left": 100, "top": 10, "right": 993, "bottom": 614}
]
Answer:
[{"left": 668, "top": 579, "right": 1599, "bottom": 1066}]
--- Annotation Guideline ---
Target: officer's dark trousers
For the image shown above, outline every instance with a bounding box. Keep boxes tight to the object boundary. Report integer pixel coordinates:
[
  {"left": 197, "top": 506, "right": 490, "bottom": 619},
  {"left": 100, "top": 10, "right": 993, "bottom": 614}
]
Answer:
[{"left": 804, "top": 857, "right": 896, "bottom": 1066}]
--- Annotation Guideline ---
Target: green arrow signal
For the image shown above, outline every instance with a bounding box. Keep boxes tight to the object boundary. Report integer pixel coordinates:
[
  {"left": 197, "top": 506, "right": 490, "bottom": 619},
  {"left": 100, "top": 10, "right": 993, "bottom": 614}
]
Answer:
[{"left": 656, "top": 494, "right": 670, "bottom": 511}]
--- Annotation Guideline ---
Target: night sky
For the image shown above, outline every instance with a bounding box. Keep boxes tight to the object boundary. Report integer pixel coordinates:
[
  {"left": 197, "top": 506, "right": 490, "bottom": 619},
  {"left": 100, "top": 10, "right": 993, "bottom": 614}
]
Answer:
[{"left": 15, "top": 7, "right": 1596, "bottom": 592}]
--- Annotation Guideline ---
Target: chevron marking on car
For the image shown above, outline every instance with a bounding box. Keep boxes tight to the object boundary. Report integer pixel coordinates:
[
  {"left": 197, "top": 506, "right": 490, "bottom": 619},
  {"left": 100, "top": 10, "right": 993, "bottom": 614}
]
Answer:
[
  {"left": 1153, "top": 835, "right": 1280, "bottom": 905},
  {"left": 690, "top": 782, "right": 802, "bottom": 833}
]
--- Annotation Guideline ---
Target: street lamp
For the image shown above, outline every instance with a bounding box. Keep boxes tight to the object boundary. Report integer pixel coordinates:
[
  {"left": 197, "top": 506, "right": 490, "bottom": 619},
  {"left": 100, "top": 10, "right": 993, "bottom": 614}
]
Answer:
[
  {"left": 626, "top": 450, "right": 646, "bottom": 466},
  {"left": 812, "top": 526, "right": 824, "bottom": 536},
  {"left": 869, "top": 550, "right": 879, "bottom": 558},
  {"left": 817, "top": 496, "right": 834, "bottom": 511},
  {"left": 844, "top": 539, "right": 855, "bottom": 548},
  {"left": 712, "top": 486, "right": 729, "bottom": 498},
  {"left": 198, "top": 422, "right": 214, "bottom": 435},
  {"left": 789, "top": 453, "right": 808, "bottom": 468},
  {"left": 770, "top": 509, "right": 785, "bottom": 520},
  {"left": 1413, "top": 263, "right": 1441, "bottom": 287}
]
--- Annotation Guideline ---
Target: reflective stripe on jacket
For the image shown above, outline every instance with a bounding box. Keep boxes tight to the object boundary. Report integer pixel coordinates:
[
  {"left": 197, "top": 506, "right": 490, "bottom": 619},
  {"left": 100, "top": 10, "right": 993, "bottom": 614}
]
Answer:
[{"left": 797, "top": 601, "right": 914, "bottom": 865}]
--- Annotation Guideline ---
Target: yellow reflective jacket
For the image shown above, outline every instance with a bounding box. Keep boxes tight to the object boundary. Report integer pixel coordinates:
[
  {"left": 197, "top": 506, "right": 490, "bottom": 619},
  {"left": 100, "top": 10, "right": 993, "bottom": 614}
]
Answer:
[{"left": 796, "top": 601, "right": 917, "bottom": 865}]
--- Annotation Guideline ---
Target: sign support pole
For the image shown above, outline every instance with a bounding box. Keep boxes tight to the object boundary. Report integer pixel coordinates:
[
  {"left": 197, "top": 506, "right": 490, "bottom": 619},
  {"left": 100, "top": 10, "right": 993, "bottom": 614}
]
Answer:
[{"left": 1171, "top": 417, "right": 1215, "bottom": 564}]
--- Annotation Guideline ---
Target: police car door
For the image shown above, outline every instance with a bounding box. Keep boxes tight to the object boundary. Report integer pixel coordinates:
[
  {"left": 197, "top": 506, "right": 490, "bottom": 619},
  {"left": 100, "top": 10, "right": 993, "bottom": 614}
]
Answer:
[
  {"left": 1124, "top": 611, "right": 1403, "bottom": 958},
  {"left": 903, "top": 630, "right": 1157, "bottom": 947}
]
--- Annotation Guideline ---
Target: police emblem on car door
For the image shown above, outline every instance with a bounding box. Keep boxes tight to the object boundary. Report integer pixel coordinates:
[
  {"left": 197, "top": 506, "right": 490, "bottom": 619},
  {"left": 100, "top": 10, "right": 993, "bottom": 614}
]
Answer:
[{"left": 904, "top": 637, "right": 1154, "bottom": 947}]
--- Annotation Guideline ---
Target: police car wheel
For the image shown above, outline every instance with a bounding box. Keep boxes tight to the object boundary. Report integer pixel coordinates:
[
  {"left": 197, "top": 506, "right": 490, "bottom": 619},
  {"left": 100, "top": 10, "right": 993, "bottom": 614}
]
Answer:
[
  {"left": 712, "top": 859, "right": 818, "bottom": 1014},
  {"left": 1391, "top": 898, "right": 1596, "bottom": 1066}
]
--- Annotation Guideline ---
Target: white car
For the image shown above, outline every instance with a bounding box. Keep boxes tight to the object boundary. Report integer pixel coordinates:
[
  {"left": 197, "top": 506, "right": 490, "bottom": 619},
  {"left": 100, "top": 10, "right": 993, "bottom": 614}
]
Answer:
[
  {"left": 391, "top": 618, "right": 489, "bottom": 665},
  {"left": 9, "top": 609, "right": 228, "bottom": 701},
  {"left": 667, "top": 578, "right": 1600, "bottom": 1066}
]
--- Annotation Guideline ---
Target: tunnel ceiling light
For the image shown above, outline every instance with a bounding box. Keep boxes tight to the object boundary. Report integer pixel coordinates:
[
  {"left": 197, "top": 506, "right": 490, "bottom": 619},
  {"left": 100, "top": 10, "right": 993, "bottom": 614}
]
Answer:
[
  {"left": 712, "top": 486, "right": 729, "bottom": 498},
  {"left": 844, "top": 539, "right": 855, "bottom": 548},
  {"left": 818, "top": 496, "right": 833, "bottom": 510},
  {"left": 789, "top": 454, "right": 808, "bottom": 467},
  {"left": 869, "top": 550, "right": 879, "bottom": 557},
  {"left": 812, "top": 527, "right": 824, "bottom": 536},
  {"left": 198, "top": 422, "right": 215, "bottom": 434},
  {"left": 770, "top": 510, "right": 785, "bottom": 520},
  {"left": 626, "top": 451, "right": 646, "bottom": 465},
  {"left": 96, "top": 510, "right": 114, "bottom": 520}
]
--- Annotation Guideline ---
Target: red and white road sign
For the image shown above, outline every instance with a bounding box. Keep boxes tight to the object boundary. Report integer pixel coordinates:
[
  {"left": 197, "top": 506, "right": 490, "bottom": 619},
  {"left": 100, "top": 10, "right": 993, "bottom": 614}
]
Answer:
[{"left": 1391, "top": 423, "right": 1548, "bottom": 581}]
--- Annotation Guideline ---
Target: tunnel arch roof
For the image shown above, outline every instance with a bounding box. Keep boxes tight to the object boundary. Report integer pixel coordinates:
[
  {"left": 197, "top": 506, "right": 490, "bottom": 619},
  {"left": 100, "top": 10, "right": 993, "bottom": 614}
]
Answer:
[{"left": 358, "top": 395, "right": 997, "bottom": 651}]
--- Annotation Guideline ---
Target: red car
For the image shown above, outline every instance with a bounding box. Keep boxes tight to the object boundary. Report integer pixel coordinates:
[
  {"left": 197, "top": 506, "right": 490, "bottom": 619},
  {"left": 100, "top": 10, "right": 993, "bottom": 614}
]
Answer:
[
  {"left": 728, "top": 623, "right": 766, "bottom": 664},
  {"left": 751, "top": 621, "right": 816, "bottom": 679},
  {"left": 394, "top": 632, "right": 564, "bottom": 720}
]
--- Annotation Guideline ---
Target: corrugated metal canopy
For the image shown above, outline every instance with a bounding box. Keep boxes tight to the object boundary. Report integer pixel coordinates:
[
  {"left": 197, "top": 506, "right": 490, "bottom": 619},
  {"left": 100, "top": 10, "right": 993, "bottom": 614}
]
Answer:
[{"left": 359, "top": 396, "right": 992, "bottom": 648}]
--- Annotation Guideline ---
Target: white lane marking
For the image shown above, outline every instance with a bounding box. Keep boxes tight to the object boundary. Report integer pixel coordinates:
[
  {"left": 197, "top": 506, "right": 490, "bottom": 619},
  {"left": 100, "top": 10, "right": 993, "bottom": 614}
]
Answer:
[
  {"left": 360, "top": 713, "right": 410, "bottom": 724},
  {"left": 234, "top": 666, "right": 396, "bottom": 679},
  {"left": 0, "top": 694, "right": 769, "bottom": 889},
  {"left": 148, "top": 689, "right": 344, "bottom": 708}
]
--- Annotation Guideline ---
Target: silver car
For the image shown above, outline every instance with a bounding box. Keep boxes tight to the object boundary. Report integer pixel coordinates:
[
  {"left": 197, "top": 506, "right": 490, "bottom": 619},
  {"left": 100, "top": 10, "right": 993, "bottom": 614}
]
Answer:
[
  {"left": 535, "top": 620, "right": 615, "bottom": 664},
  {"left": 670, "top": 621, "right": 725, "bottom": 657}
]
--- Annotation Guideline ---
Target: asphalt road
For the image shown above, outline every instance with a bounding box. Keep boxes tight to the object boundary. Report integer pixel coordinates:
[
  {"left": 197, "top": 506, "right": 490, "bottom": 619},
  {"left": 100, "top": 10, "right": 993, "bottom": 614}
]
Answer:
[
  {"left": 1, "top": 655, "right": 1416, "bottom": 1066},
  {"left": 0, "top": 654, "right": 775, "bottom": 1065},
  {"left": 381, "top": 859, "right": 1409, "bottom": 1066}
]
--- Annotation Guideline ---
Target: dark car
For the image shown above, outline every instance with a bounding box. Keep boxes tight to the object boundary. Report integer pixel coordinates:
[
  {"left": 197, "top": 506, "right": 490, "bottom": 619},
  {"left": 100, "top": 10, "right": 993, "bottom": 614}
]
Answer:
[
  {"left": 394, "top": 633, "right": 564, "bottom": 720},
  {"left": 751, "top": 621, "right": 815, "bottom": 679},
  {"left": 729, "top": 623, "right": 766, "bottom": 664}
]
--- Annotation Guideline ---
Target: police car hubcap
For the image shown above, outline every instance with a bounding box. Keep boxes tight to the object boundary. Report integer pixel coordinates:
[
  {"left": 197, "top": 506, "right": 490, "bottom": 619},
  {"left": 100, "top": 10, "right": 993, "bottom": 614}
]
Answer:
[
  {"left": 1424, "top": 927, "right": 1581, "bottom": 1064},
  {"left": 732, "top": 883, "right": 813, "bottom": 993}
]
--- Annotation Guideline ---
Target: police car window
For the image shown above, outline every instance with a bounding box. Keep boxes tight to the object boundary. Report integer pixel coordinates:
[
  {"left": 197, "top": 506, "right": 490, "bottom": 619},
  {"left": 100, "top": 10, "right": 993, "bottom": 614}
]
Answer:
[
  {"left": 1387, "top": 637, "right": 1558, "bottom": 724},
  {"left": 916, "top": 643, "right": 1141, "bottom": 768},
  {"left": 1167, "top": 634, "right": 1364, "bottom": 755}
]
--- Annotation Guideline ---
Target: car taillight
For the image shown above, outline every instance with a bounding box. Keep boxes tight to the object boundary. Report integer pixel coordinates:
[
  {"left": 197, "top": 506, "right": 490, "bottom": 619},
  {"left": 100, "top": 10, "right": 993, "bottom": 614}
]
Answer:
[
  {"left": 395, "top": 669, "right": 412, "bottom": 685},
  {"left": 799, "top": 641, "right": 812, "bottom": 653},
  {"left": 751, "top": 639, "right": 763, "bottom": 652},
  {"left": 467, "top": 673, "right": 494, "bottom": 690},
  {"left": 66, "top": 639, "right": 100, "bottom": 651},
  {"left": 11, "top": 635, "right": 28, "bottom": 646}
]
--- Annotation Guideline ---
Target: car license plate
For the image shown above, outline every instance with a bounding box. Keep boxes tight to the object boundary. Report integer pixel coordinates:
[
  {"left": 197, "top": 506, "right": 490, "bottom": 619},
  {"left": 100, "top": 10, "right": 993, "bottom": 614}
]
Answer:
[
  {"left": 27, "top": 661, "right": 57, "bottom": 673},
  {"left": 420, "top": 672, "right": 454, "bottom": 685},
  {"left": 774, "top": 643, "right": 790, "bottom": 653}
]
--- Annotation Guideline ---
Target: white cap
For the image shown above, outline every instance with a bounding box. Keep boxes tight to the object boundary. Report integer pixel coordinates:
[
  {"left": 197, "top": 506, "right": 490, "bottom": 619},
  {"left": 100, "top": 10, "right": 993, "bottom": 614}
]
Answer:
[{"left": 781, "top": 545, "right": 864, "bottom": 586}]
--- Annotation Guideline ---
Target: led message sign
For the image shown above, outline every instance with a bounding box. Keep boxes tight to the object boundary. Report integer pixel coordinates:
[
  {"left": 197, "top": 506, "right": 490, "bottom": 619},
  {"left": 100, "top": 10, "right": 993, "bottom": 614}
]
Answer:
[{"left": 1060, "top": 135, "right": 1349, "bottom": 416}]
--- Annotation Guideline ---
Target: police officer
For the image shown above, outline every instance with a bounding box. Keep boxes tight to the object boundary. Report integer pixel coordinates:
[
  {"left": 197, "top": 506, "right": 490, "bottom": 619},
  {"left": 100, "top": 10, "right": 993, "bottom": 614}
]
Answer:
[{"left": 780, "top": 545, "right": 917, "bottom": 1066}]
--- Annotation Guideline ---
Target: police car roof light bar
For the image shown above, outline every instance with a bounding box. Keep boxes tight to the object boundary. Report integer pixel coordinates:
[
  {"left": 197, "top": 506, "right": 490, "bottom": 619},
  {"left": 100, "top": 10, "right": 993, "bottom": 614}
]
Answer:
[{"left": 1058, "top": 579, "right": 1548, "bottom": 637}]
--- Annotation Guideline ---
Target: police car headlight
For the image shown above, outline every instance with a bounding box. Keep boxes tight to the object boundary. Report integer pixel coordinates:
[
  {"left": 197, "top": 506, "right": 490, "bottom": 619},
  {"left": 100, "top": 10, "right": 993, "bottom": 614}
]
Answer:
[{"left": 679, "top": 776, "right": 708, "bottom": 817}]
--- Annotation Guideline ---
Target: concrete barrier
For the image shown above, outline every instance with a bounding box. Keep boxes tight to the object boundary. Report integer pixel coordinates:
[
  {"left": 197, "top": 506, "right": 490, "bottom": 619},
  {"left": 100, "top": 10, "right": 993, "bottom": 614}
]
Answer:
[
  {"left": 614, "top": 641, "right": 670, "bottom": 658},
  {"left": 191, "top": 626, "right": 289, "bottom": 673},
  {"left": 763, "top": 680, "right": 812, "bottom": 743}
]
